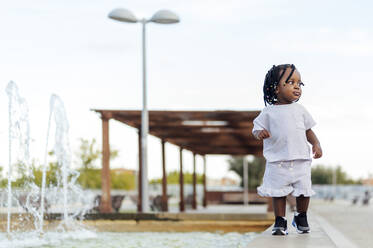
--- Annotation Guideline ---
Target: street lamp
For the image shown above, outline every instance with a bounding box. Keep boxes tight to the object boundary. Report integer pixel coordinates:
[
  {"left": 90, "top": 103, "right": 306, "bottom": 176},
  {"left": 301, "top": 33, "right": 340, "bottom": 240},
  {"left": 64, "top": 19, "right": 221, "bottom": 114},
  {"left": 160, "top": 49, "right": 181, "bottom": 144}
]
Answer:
[{"left": 108, "top": 8, "right": 180, "bottom": 212}]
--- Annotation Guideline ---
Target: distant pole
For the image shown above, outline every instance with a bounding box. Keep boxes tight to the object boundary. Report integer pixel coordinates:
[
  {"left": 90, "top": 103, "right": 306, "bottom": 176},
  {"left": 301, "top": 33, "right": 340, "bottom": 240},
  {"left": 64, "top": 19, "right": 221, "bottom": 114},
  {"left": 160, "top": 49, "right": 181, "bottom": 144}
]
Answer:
[
  {"left": 332, "top": 166, "right": 337, "bottom": 198},
  {"left": 161, "top": 140, "right": 168, "bottom": 211},
  {"left": 203, "top": 155, "right": 207, "bottom": 207},
  {"left": 243, "top": 156, "right": 249, "bottom": 206},
  {"left": 179, "top": 147, "right": 185, "bottom": 212},
  {"left": 192, "top": 153, "right": 197, "bottom": 209}
]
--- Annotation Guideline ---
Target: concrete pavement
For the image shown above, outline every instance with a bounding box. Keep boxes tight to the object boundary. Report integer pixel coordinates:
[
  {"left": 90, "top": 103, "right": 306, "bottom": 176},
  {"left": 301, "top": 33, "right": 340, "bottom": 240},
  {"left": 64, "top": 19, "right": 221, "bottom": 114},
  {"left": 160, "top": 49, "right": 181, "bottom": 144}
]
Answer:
[
  {"left": 311, "top": 199, "right": 371, "bottom": 248},
  {"left": 248, "top": 199, "right": 370, "bottom": 248}
]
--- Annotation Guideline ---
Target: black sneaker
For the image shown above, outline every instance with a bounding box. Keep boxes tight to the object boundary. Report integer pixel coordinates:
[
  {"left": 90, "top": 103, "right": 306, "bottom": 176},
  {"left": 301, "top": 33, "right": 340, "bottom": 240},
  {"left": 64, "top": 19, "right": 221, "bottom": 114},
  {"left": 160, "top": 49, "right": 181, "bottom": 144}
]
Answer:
[
  {"left": 292, "top": 212, "right": 310, "bottom": 234},
  {"left": 272, "top": 216, "right": 288, "bottom": 235}
]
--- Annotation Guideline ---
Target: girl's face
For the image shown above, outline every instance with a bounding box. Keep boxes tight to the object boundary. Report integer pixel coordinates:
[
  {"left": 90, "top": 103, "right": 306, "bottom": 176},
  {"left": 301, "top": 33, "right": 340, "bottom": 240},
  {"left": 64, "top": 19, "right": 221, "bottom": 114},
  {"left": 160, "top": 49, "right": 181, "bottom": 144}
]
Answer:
[{"left": 275, "top": 68, "right": 303, "bottom": 104}]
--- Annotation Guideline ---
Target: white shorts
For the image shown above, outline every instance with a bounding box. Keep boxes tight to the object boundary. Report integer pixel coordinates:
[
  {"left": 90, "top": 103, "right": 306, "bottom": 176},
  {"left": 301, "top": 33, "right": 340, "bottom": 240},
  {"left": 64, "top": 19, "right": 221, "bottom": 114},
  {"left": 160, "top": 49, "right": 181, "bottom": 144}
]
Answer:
[{"left": 257, "top": 159, "right": 315, "bottom": 197}]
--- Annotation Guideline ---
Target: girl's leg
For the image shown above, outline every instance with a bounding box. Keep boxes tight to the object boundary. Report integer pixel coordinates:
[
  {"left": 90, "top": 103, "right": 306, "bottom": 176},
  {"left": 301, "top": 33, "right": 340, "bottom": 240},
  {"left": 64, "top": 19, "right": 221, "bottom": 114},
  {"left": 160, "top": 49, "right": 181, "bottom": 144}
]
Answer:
[
  {"left": 296, "top": 195, "right": 310, "bottom": 213},
  {"left": 272, "top": 196, "right": 288, "bottom": 235},
  {"left": 293, "top": 195, "right": 311, "bottom": 233},
  {"left": 273, "top": 197, "right": 287, "bottom": 216}
]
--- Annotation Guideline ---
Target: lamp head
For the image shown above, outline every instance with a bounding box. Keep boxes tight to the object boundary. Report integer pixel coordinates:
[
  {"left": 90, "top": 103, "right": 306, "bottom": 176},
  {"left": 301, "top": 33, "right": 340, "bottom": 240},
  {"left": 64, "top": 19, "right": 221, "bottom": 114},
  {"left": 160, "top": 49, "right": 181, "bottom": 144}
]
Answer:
[
  {"left": 150, "top": 10, "right": 180, "bottom": 24},
  {"left": 108, "top": 8, "right": 138, "bottom": 23}
]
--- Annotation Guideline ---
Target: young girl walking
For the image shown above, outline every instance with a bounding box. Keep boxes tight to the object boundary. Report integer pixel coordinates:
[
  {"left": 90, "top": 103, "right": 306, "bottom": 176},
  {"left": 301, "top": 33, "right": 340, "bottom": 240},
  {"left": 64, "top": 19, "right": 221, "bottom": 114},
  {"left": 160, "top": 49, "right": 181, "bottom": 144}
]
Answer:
[{"left": 252, "top": 64, "right": 322, "bottom": 235}]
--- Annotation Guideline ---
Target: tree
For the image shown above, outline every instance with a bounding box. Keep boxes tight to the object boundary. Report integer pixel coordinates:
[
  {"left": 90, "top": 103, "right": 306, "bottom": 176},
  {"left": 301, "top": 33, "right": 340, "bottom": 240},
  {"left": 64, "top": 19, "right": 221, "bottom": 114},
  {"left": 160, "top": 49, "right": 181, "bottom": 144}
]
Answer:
[
  {"left": 228, "top": 156, "right": 266, "bottom": 190},
  {"left": 0, "top": 157, "right": 60, "bottom": 188},
  {"left": 77, "top": 138, "right": 101, "bottom": 170},
  {"left": 111, "top": 170, "right": 136, "bottom": 189},
  {"left": 311, "top": 165, "right": 361, "bottom": 185},
  {"left": 1, "top": 138, "right": 138, "bottom": 190},
  {"left": 75, "top": 138, "right": 119, "bottom": 169},
  {"left": 76, "top": 138, "right": 130, "bottom": 189},
  {"left": 150, "top": 171, "right": 204, "bottom": 185}
]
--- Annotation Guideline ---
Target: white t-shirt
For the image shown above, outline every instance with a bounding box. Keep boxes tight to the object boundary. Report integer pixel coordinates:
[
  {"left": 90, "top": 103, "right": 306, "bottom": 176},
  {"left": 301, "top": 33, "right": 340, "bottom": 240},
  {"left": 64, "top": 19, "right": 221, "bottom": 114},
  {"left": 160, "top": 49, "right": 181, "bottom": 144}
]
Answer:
[{"left": 252, "top": 103, "right": 316, "bottom": 162}]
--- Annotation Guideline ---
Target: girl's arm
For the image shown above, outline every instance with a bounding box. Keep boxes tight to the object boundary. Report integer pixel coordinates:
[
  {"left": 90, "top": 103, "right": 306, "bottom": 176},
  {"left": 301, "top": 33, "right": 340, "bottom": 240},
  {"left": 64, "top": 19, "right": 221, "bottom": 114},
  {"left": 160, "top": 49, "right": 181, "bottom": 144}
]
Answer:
[{"left": 306, "top": 129, "right": 322, "bottom": 159}]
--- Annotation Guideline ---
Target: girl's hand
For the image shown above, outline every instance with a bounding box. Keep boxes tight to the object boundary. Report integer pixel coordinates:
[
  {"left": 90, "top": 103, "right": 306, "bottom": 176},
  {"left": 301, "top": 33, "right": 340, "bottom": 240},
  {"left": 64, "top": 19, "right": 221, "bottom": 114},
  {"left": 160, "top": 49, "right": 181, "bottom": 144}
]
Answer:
[
  {"left": 257, "top": 129, "right": 271, "bottom": 140},
  {"left": 312, "top": 144, "right": 322, "bottom": 159}
]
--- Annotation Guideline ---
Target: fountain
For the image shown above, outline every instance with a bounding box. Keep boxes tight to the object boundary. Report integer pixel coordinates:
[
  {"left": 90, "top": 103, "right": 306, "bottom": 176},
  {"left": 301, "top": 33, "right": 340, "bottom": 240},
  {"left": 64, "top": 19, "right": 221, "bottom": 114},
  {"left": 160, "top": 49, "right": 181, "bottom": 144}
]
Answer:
[
  {"left": 3, "top": 81, "right": 95, "bottom": 239},
  {"left": 0, "top": 81, "right": 258, "bottom": 247},
  {"left": 5, "top": 81, "right": 32, "bottom": 233},
  {"left": 39, "top": 94, "right": 91, "bottom": 232}
]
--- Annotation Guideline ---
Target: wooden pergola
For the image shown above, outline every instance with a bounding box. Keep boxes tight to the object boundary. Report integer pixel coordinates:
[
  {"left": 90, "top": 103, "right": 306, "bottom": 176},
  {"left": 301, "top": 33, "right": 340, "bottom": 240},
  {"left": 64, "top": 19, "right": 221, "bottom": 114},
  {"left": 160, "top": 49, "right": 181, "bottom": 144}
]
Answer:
[{"left": 93, "top": 109, "right": 262, "bottom": 213}]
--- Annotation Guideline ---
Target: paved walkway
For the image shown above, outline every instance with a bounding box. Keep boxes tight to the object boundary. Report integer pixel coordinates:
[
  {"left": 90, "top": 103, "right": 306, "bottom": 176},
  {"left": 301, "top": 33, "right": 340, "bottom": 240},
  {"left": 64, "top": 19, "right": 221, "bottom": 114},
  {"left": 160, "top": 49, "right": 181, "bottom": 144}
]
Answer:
[
  {"left": 248, "top": 199, "right": 371, "bottom": 248},
  {"left": 186, "top": 204, "right": 268, "bottom": 214},
  {"left": 311, "top": 199, "right": 372, "bottom": 248},
  {"left": 248, "top": 211, "right": 337, "bottom": 247}
]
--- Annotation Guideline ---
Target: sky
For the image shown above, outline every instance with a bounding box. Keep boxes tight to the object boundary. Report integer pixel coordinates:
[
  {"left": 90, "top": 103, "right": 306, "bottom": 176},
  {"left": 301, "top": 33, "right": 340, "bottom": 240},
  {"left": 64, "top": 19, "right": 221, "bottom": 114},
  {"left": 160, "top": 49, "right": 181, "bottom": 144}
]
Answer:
[{"left": 0, "top": 0, "right": 373, "bottom": 181}]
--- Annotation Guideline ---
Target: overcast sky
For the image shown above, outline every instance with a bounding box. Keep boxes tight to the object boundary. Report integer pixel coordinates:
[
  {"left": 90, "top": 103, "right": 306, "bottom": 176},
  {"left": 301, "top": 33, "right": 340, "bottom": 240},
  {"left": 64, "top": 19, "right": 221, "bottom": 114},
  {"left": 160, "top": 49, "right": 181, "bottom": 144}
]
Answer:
[{"left": 1, "top": 0, "right": 373, "bottom": 180}]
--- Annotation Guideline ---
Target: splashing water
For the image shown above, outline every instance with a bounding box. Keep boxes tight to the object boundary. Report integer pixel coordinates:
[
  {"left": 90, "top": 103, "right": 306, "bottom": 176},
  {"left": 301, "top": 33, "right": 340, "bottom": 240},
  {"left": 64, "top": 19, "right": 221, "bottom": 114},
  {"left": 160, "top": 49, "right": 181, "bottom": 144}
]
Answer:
[
  {"left": 0, "top": 231, "right": 257, "bottom": 248},
  {"left": 5, "top": 81, "right": 48, "bottom": 234},
  {"left": 4, "top": 82, "right": 94, "bottom": 238},
  {"left": 5, "top": 81, "right": 31, "bottom": 233},
  {"left": 51, "top": 95, "right": 71, "bottom": 223},
  {"left": 39, "top": 95, "right": 53, "bottom": 233},
  {"left": 39, "top": 94, "right": 93, "bottom": 232}
]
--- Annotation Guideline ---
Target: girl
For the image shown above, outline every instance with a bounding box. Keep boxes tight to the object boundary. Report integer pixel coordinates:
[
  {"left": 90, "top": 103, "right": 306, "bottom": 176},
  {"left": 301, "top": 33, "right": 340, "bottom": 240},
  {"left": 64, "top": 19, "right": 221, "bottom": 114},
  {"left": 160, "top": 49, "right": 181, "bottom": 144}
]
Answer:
[{"left": 252, "top": 64, "right": 322, "bottom": 235}]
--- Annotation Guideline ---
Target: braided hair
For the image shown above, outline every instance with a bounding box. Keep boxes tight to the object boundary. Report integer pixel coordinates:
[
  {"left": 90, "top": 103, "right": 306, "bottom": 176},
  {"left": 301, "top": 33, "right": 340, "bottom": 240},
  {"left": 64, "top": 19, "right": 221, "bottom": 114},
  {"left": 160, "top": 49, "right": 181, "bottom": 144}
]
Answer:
[{"left": 263, "top": 64, "right": 296, "bottom": 106}]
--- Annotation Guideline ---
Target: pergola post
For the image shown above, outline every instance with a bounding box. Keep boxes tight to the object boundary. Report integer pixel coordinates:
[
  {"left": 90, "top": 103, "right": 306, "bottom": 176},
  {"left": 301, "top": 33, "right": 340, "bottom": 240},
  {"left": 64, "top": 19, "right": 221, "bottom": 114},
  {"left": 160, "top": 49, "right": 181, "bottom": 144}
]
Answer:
[
  {"left": 137, "top": 129, "right": 143, "bottom": 212},
  {"left": 100, "top": 115, "right": 112, "bottom": 213},
  {"left": 203, "top": 155, "right": 207, "bottom": 208},
  {"left": 243, "top": 156, "right": 249, "bottom": 206},
  {"left": 179, "top": 147, "right": 185, "bottom": 212},
  {"left": 161, "top": 140, "right": 168, "bottom": 211},
  {"left": 192, "top": 153, "right": 197, "bottom": 209}
]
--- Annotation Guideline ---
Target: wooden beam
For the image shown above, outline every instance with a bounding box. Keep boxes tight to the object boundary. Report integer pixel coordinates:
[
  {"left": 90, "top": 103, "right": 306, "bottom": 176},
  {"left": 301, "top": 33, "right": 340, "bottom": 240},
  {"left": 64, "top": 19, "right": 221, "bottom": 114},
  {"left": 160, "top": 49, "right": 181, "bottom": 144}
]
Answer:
[
  {"left": 149, "top": 125, "right": 254, "bottom": 132},
  {"left": 164, "top": 139, "right": 261, "bottom": 147},
  {"left": 179, "top": 147, "right": 185, "bottom": 212},
  {"left": 102, "top": 110, "right": 259, "bottom": 120},
  {"left": 109, "top": 112, "right": 259, "bottom": 127},
  {"left": 161, "top": 140, "right": 168, "bottom": 211},
  {"left": 113, "top": 116, "right": 254, "bottom": 132},
  {"left": 100, "top": 116, "right": 112, "bottom": 213},
  {"left": 179, "top": 145, "right": 263, "bottom": 156}
]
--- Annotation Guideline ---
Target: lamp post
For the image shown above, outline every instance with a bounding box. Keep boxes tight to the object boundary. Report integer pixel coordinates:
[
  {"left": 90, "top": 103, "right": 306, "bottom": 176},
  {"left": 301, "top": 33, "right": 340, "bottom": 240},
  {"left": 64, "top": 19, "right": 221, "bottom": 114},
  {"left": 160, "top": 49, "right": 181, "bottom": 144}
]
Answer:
[{"left": 108, "top": 8, "right": 179, "bottom": 212}]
